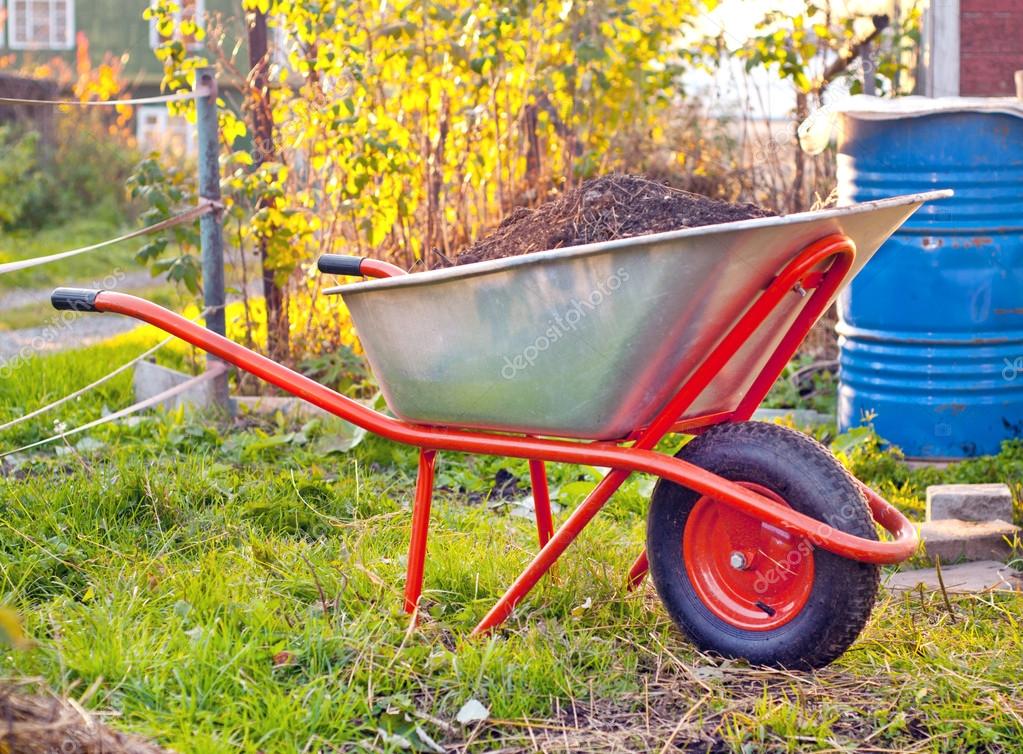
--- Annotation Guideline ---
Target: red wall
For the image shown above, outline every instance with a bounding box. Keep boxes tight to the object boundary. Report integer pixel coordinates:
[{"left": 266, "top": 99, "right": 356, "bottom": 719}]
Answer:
[{"left": 959, "top": 0, "right": 1023, "bottom": 96}]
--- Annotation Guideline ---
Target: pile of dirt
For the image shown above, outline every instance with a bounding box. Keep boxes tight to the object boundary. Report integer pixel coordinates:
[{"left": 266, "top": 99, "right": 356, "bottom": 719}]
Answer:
[
  {"left": 0, "top": 683, "right": 171, "bottom": 754},
  {"left": 454, "top": 174, "right": 774, "bottom": 265}
]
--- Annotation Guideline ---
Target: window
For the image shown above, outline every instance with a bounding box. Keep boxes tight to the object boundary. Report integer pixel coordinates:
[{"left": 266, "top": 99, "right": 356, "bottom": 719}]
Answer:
[
  {"left": 7, "top": 0, "right": 75, "bottom": 50},
  {"left": 136, "top": 104, "right": 196, "bottom": 158},
  {"left": 149, "top": 0, "right": 204, "bottom": 50}
]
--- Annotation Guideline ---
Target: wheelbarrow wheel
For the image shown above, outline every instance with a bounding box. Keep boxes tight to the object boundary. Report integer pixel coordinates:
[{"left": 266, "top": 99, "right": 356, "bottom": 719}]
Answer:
[{"left": 646, "top": 421, "right": 880, "bottom": 669}]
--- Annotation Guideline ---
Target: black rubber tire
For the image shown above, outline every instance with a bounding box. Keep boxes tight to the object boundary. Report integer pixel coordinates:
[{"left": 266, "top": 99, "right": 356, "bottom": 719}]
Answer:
[{"left": 646, "top": 421, "right": 880, "bottom": 669}]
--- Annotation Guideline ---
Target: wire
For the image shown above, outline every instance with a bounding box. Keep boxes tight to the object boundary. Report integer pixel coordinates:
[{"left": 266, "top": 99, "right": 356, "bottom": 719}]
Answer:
[
  {"left": 0, "top": 303, "right": 225, "bottom": 435},
  {"left": 0, "top": 363, "right": 226, "bottom": 459},
  {"left": 0, "top": 336, "right": 174, "bottom": 435},
  {"left": 0, "top": 200, "right": 219, "bottom": 276},
  {"left": 0, "top": 86, "right": 213, "bottom": 107}
]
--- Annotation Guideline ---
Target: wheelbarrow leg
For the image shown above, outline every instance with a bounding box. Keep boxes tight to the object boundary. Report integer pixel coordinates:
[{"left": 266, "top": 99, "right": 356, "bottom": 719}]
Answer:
[
  {"left": 404, "top": 449, "right": 437, "bottom": 615},
  {"left": 626, "top": 550, "right": 648, "bottom": 589},
  {"left": 529, "top": 460, "right": 554, "bottom": 547},
  {"left": 472, "top": 467, "right": 632, "bottom": 634}
]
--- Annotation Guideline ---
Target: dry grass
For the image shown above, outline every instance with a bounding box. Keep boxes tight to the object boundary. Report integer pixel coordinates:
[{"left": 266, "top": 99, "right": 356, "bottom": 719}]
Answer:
[{"left": 0, "top": 679, "right": 170, "bottom": 753}]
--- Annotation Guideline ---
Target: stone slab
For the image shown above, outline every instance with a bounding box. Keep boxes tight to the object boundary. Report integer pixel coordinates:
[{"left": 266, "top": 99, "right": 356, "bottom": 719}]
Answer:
[
  {"left": 919, "top": 518, "right": 1021, "bottom": 564},
  {"left": 752, "top": 408, "right": 834, "bottom": 426},
  {"left": 884, "top": 560, "right": 1023, "bottom": 593},
  {"left": 133, "top": 361, "right": 216, "bottom": 412},
  {"left": 926, "top": 483, "right": 1014, "bottom": 523},
  {"left": 232, "top": 395, "right": 334, "bottom": 420}
]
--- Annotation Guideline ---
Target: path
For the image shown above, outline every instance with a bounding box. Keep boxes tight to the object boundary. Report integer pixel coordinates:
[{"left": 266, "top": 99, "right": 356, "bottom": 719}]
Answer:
[
  {"left": 1, "top": 270, "right": 261, "bottom": 364},
  {"left": 0, "top": 271, "right": 156, "bottom": 364},
  {"left": 0, "top": 270, "right": 154, "bottom": 312}
]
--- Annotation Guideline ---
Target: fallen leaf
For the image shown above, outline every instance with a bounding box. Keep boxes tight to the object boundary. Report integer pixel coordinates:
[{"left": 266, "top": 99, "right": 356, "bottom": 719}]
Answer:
[
  {"left": 455, "top": 698, "right": 490, "bottom": 725},
  {"left": 570, "top": 597, "right": 592, "bottom": 617},
  {"left": 0, "top": 607, "right": 30, "bottom": 650},
  {"left": 273, "top": 651, "right": 296, "bottom": 667}
]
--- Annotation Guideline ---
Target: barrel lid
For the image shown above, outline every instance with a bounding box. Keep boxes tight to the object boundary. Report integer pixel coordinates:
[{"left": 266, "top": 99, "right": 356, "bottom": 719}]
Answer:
[{"left": 834, "top": 94, "right": 1023, "bottom": 120}]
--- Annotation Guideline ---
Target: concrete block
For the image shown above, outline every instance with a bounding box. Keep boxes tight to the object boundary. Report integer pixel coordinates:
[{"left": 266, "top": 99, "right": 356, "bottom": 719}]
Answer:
[
  {"left": 884, "top": 560, "right": 1023, "bottom": 594},
  {"left": 232, "top": 395, "right": 334, "bottom": 421},
  {"left": 133, "top": 361, "right": 216, "bottom": 412},
  {"left": 926, "top": 483, "right": 1014, "bottom": 523},
  {"left": 919, "top": 519, "right": 1021, "bottom": 564},
  {"left": 752, "top": 408, "right": 834, "bottom": 426}
]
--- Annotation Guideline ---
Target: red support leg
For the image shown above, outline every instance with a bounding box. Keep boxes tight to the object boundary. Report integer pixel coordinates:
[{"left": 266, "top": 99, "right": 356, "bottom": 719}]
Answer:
[
  {"left": 404, "top": 449, "right": 437, "bottom": 614},
  {"left": 529, "top": 460, "right": 554, "bottom": 547},
  {"left": 627, "top": 550, "right": 648, "bottom": 589},
  {"left": 472, "top": 467, "right": 632, "bottom": 634}
]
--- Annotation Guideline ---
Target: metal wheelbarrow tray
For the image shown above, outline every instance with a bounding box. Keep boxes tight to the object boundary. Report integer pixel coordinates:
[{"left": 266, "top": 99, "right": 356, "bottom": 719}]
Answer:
[
  {"left": 51, "top": 190, "right": 948, "bottom": 669},
  {"left": 334, "top": 192, "right": 947, "bottom": 439}
]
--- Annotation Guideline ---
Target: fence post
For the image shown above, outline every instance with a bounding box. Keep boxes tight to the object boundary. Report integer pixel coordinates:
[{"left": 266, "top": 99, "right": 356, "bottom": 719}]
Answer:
[{"left": 195, "top": 66, "right": 230, "bottom": 410}]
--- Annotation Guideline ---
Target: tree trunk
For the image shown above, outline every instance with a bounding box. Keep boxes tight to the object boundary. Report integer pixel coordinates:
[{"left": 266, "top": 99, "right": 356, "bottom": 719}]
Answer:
[
  {"left": 247, "top": 9, "right": 289, "bottom": 362},
  {"left": 791, "top": 91, "right": 808, "bottom": 212}
]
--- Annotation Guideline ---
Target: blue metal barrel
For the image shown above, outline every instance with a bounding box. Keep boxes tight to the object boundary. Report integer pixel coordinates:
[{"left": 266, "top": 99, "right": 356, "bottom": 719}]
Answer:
[{"left": 836, "top": 104, "right": 1023, "bottom": 458}]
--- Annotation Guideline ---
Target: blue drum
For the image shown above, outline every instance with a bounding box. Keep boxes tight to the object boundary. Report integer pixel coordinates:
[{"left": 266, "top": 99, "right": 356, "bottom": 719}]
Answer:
[{"left": 836, "top": 100, "right": 1023, "bottom": 458}]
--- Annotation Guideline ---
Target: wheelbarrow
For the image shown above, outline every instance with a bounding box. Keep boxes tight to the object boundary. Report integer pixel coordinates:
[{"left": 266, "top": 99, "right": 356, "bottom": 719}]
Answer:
[{"left": 51, "top": 190, "right": 949, "bottom": 669}]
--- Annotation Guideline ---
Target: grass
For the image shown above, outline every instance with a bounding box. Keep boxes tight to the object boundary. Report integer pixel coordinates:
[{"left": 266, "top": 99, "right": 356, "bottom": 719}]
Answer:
[
  {"left": 0, "top": 341, "right": 1021, "bottom": 752},
  {"left": 0, "top": 325, "right": 199, "bottom": 449},
  {"left": 0, "top": 215, "right": 144, "bottom": 292}
]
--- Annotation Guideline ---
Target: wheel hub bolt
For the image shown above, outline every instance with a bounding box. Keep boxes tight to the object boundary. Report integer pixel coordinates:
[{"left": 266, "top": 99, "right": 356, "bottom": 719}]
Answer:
[{"left": 729, "top": 552, "right": 749, "bottom": 570}]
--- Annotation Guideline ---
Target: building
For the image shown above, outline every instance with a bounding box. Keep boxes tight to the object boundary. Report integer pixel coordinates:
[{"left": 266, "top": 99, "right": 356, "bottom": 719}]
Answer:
[
  {"left": 921, "top": 0, "right": 1023, "bottom": 97},
  {"left": 0, "top": 0, "right": 240, "bottom": 153}
]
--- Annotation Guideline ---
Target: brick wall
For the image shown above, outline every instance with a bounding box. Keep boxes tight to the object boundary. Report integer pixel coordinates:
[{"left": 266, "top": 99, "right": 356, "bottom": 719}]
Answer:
[{"left": 960, "top": 0, "right": 1023, "bottom": 96}]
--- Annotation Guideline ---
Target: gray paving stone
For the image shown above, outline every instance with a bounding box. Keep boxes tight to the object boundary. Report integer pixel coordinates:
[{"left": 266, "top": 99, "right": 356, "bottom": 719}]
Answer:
[
  {"left": 919, "top": 518, "right": 1020, "bottom": 564},
  {"left": 885, "top": 560, "right": 1023, "bottom": 593},
  {"left": 133, "top": 361, "right": 217, "bottom": 412},
  {"left": 926, "top": 483, "right": 1014, "bottom": 523}
]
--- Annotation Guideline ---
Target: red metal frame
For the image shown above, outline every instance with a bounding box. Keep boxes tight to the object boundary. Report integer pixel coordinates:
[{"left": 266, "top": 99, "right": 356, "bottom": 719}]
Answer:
[
  {"left": 86, "top": 233, "right": 918, "bottom": 635},
  {"left": 529, "top": 460, "right": 554, "bottom": 547},
  {"left": 405, "top": 449, "right": 437, "bottom": 614},
  {"left": 360, "top": 259, "right": 407, "bottom": 279}
]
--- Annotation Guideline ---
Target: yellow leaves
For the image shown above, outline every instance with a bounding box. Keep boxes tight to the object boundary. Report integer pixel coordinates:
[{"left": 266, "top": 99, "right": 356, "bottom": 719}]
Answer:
[
  {"left": 221, "top": 113, "right": 248, "bottom": 146},
  {"left": 0, "top": 606, "right": 30, "bottom": 650},
  {"left": 155, "top": 0, "right": 708, "bottom": 285}
]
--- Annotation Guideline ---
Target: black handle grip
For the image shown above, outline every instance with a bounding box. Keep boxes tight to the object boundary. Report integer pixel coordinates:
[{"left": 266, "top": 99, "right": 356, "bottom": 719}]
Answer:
[
  {"left": 317, "top": 255, "right": 365, "bottom": 276},
  {"left": 51, "top": 288, "right": 102, "bottom": 312}
]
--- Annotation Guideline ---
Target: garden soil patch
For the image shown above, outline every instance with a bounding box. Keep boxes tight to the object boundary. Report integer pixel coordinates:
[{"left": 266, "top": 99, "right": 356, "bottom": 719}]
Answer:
[{"left": 453, "top": 174, "right": 774, "bottom": 266}]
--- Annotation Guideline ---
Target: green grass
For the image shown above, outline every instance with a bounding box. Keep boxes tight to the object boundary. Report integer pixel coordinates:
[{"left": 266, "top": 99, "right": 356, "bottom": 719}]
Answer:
[
  {"left": 0, "top": 216, "right": 144, "bottom": 292},
  {"left": 0, "top": 342, "right": 1022, "bottom": 752},
  {"left": 0, "top": 326, "right": 199, "bottom": 449}
]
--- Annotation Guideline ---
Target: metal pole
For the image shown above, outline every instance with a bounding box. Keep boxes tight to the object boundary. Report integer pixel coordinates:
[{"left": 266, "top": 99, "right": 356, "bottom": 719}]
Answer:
[{"left": 195, "top": 66, "right": 230, "bottom": 409}]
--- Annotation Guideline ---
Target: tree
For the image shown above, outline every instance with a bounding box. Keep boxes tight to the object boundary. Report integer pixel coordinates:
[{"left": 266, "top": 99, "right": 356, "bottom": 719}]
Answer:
[{"left": 144, "top": 0, "right": 715, "bottom": 360}]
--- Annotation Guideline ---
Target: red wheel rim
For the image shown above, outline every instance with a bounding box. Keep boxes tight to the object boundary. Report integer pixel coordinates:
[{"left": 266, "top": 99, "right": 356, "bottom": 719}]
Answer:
[{"left": 682, "top": 482, "right": 814, "bottom": 631}]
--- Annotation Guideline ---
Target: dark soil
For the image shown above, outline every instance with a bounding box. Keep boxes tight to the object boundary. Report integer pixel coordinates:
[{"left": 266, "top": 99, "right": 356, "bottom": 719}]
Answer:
[{"left": 453, "top": 174, "right": 774, "bottom": 265}]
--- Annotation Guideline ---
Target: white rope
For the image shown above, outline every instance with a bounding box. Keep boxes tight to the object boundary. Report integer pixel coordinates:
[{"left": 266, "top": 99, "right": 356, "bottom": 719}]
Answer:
[
  {"left": 0, "top": 302, "right": 226, "bottom": 435},
  {"left": 0, "top": 200, "right": 219, "bottom": 276},
  {"left": 0, "top": 86, "right": 212, "bottom": 108},
  {"left": 0, "top": 363, "right": 226, "bottom": 459},
  {"left": 0, "top": 336, "right": 174, "bottom": 435}
]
